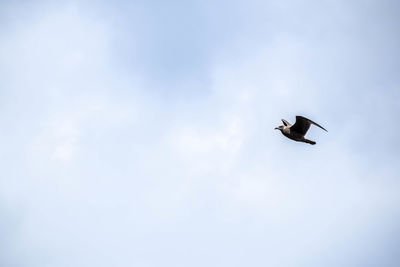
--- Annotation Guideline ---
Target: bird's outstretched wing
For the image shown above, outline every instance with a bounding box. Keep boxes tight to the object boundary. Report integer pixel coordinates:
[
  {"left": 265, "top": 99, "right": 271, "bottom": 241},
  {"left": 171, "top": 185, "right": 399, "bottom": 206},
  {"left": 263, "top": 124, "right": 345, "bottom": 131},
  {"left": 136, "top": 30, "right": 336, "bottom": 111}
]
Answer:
[{"left": 291, "top": 116, "right": 327, "bottom": 135}]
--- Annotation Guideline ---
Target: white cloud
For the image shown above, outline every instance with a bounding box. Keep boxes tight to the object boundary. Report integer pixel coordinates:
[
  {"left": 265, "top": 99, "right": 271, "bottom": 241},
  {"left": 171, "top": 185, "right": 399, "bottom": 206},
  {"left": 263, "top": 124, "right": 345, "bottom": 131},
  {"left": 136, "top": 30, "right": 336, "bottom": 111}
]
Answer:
[
  {"left": 1, "top": 1, "right": 400, "bottom": 267},
  {"left": 170, "top": 115, "right": 245, "bottom": 173},
  {"left": 40, "top": 116, "right": 80, "bottom": 163}
]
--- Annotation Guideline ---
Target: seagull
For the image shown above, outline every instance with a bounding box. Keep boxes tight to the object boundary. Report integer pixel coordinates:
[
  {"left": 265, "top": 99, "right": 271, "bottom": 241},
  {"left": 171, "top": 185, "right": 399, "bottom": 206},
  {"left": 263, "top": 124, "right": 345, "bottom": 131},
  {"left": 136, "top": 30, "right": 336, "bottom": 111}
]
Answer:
[{"left": 275, "top": 116, "right": 327, "bottom": 145}]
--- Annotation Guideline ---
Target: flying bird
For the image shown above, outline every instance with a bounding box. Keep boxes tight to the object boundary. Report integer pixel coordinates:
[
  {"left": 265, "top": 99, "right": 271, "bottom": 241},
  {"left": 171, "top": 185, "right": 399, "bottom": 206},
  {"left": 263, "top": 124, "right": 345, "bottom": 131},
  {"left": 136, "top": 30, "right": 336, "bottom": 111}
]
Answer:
[{"left": 275, "top": 116, "right": 327, "bottom": 145}]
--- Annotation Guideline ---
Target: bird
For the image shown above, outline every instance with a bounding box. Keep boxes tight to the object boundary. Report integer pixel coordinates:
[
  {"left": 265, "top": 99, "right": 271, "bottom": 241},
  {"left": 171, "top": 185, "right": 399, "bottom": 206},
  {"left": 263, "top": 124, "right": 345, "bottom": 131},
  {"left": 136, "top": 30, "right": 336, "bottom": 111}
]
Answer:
[{"left": 275, "top": 116, "right": 327, "bottom": 145}]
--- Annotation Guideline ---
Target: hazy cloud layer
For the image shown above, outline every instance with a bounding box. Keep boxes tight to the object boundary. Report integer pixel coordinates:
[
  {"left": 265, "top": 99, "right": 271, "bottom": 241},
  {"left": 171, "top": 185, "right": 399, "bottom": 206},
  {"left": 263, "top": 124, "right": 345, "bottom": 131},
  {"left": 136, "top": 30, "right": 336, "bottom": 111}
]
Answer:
[{"left": 0, "top": 1, "right": 399, "bottom": 266}]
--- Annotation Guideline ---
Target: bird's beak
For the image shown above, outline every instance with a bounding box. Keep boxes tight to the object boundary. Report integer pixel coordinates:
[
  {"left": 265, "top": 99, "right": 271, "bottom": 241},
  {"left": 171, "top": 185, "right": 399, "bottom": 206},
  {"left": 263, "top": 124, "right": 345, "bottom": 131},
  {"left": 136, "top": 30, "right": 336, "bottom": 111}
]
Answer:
[{"left": 274, "top": 127, "right": 279, "bottom": 130}]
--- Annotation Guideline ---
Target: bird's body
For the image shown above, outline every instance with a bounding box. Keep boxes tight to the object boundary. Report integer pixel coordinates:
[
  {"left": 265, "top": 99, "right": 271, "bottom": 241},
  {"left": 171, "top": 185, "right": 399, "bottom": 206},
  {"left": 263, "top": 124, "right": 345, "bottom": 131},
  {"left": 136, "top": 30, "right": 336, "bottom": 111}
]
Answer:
[{"left": 275, "top": 116, "right": 327, "bottom": 145}]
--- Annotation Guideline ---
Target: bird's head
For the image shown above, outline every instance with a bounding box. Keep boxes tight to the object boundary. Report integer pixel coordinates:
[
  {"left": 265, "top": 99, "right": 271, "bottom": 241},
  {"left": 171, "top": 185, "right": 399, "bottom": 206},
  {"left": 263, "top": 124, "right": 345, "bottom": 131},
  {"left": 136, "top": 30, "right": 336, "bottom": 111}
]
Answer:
[{"left": 275, "top": 125, "right": 284, "bottom": 131}]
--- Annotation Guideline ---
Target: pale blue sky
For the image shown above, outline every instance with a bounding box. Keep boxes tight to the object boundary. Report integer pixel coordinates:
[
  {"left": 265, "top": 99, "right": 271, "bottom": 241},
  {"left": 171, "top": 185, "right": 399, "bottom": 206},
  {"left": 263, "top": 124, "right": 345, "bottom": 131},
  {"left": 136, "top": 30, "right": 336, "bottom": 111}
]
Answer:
[{"left": 1, "top": 1, "right": 400, "bottom": 266}]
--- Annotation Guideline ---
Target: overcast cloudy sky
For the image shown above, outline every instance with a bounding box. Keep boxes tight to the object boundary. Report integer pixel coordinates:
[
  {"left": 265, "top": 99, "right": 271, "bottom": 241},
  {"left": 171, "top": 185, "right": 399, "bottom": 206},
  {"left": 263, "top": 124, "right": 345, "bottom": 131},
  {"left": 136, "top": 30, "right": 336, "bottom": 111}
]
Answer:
[{"left": 1, "top": 1, "right": 400, "bottom": 266}]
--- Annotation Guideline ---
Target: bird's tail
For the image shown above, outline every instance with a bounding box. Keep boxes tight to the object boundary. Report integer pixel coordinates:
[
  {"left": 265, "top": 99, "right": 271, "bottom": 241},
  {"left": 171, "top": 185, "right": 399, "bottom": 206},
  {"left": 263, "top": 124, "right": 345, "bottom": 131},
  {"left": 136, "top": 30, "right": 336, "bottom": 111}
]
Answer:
[{"left": 304, "top": 139, "right": 316, "bottom": 145}]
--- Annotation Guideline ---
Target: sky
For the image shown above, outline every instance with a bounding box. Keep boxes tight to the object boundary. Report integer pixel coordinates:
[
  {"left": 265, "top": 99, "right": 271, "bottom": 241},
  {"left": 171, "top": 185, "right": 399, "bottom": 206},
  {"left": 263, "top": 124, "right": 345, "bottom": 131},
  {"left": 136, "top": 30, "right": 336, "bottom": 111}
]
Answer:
[{"left": 0, "top": 0, "right": 400, "bottom": 266}]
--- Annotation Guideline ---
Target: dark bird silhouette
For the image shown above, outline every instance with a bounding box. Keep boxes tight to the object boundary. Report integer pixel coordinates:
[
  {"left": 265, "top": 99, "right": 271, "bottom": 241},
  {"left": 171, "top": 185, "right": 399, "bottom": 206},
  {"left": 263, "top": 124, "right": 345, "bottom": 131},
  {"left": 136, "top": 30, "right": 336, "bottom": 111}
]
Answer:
[{"left": 275, "top": 116, "right": 327, "bottom": 145}]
